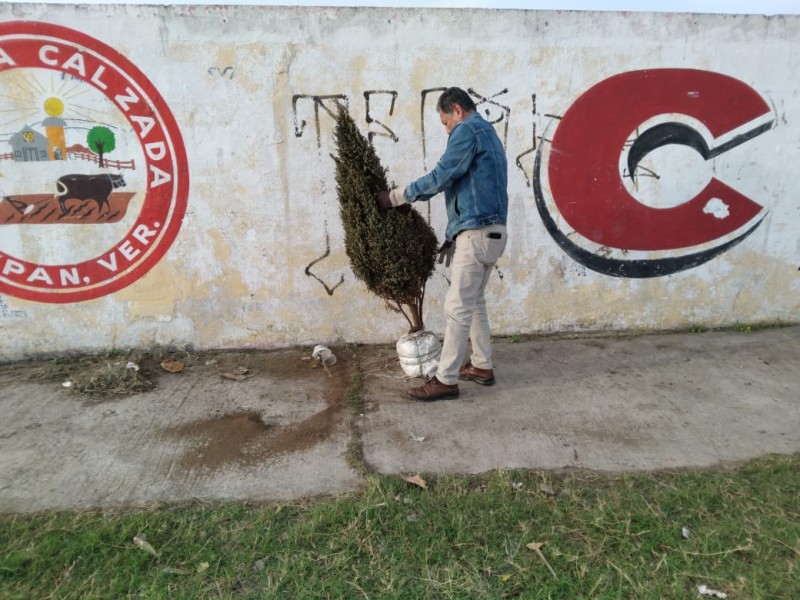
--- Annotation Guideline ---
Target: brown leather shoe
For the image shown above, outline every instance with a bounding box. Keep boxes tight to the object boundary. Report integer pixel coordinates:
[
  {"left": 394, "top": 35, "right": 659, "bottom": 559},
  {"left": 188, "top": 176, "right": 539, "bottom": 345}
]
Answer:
[
  {"left": 407, "top": 376, "right": 459, "bottom": 401},
  {"left": 458, "top": 363, "right": 495, "bottom": 386}
]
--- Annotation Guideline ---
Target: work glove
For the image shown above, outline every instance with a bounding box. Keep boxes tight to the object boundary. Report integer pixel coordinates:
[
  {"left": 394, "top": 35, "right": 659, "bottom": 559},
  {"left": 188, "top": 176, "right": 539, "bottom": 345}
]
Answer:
[
  {"left": 437, "top": 240, "right": 455, "bottom": 268},
  {"left": 374, "top": 188, "right": 407, "bottom": 212},
  {"left": 374, "top": 191, "right": 393, "bottom": 212}
]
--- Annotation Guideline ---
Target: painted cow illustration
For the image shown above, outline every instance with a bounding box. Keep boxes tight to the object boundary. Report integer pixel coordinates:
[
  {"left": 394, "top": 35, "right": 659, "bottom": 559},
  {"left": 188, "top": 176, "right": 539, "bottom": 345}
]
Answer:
[{"left": 55, "top": 173, "right": 126, "bottom": 215}]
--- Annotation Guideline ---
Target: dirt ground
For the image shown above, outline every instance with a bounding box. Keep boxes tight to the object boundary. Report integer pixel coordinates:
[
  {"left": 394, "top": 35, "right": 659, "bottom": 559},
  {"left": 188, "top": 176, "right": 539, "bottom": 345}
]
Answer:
[{"left": 162, "top": 347, "right": 356, "bottom": 471}]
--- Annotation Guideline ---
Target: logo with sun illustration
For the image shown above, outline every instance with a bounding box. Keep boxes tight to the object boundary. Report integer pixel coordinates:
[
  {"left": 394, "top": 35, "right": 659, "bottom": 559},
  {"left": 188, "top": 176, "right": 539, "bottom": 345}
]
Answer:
[{"left": 0, "top": 22, "right": 188, "bottom": 303}]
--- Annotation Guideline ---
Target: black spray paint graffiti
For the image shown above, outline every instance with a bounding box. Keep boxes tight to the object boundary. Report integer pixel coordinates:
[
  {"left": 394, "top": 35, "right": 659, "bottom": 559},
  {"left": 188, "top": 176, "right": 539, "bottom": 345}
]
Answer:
[
  {"left": 364, "top": 90, "right": 399, "bottom": 144},
  {"left": 419, "top": 87, "right": 447, "bottom": 171},
  {"left": 468, "top": 87, "right": 511, "bottom": 149},
  {"left": 419, "top": 87, "right": 525, "bottom": 180},
  {"left": 514, "top": 95, "right": 538, "bottom": 188},
  {"left": 420, "top": 87, "right": 512, "bottom": 168},
  {"left": 208, "top": 66, "right": 235, "bottom": 79},
  {"left": 294, "top": 89, "right": 519, "bottom": 294},
  {"left": 305, "top": 229, "right": 344, "bottom": 296},
  {"left": 292, "top": 94, "right": 348, "bottom": 148},
  {"left": 292, "top": 95, "right": 351, "bottom": 294}
]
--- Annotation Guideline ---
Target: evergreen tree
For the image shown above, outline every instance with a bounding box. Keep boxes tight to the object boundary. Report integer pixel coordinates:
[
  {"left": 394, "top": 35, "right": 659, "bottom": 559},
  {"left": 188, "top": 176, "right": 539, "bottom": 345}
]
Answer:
[{"left": 332, "top": 106, "right": 439, "bottom": 333}]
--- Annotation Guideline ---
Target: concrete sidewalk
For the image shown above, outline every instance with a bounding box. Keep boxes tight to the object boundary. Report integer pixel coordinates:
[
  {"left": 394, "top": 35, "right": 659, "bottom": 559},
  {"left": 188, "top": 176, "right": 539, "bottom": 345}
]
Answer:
[{"left": 1, "top": 327, "right": 799, "bottom": 513}]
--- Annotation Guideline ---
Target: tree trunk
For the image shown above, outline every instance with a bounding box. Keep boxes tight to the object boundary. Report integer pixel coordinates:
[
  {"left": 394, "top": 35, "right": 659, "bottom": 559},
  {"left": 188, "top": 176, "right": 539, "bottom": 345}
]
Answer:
[{"left": 403, "top": 303, "right": 424, "bottom": 333}]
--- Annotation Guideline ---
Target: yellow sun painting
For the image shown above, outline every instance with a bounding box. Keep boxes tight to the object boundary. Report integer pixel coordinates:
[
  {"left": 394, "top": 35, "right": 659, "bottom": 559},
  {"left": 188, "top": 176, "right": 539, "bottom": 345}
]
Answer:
[
  {"left": 44, "top": 96, "right": 65, "bottom": 118},
  {"left": 0, "top": 70, "right": 106, "bottom": 131}
]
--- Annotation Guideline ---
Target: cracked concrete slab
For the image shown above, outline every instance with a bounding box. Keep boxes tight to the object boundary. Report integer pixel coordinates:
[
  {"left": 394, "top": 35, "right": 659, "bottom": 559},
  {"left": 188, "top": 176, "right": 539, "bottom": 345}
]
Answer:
[
  {"left": 0, "top": 347, "right": 362, "bottom": 513},
  {"left": 359, "top": 327, "right": 800, "bottom": 474}
]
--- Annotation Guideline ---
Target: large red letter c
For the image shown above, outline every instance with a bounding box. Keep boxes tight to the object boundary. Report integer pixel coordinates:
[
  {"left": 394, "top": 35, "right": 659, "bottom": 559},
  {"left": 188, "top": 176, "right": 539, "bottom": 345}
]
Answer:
[{"left": 549, "top": 69, "right": 771, "bottom": 250}]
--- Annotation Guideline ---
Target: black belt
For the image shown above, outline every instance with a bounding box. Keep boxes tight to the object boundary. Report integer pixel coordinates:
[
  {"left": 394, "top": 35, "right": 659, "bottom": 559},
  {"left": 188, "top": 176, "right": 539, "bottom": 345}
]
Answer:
[{"left": 454, "top": 230, "right": 504, "bottom": 240}]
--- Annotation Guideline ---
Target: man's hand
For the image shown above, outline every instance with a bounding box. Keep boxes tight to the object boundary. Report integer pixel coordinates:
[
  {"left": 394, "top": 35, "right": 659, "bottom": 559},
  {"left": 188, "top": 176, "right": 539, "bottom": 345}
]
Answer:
[
  {"left": 374, "top": 191, "right": 393, "bottom": 212},
  {"left": 375, "top": 188, "right": 408, "bottom": 212},
  {"left": 437, "top": 240, "right": 455, "bottom": 267}
]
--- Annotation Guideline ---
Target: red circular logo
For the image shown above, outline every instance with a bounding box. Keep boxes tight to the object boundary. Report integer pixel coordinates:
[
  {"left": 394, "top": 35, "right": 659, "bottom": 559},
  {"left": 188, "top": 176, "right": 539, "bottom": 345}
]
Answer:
[{"left": 0, "top": 22, "right": 188, "bottom": 302}]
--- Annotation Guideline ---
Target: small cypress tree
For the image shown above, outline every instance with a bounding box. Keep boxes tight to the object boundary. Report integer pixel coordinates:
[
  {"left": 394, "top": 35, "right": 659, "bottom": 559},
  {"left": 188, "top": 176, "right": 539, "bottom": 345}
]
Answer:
[{"left": 332, "top": 106, "right": 439, "bottom": 333}]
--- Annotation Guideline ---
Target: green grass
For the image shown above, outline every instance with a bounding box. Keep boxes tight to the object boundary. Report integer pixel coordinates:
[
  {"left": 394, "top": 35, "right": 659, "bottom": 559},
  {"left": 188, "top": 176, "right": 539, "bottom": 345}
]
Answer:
[{"left": 2, "top": 454, "right": 798, "bottom": 599}]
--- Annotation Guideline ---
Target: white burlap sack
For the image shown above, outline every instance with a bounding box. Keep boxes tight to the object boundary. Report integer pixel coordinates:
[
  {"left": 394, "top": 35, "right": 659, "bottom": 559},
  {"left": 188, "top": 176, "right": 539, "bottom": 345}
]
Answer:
[{"left": 396, "top": 330, "right": 442, "bottom": 377}]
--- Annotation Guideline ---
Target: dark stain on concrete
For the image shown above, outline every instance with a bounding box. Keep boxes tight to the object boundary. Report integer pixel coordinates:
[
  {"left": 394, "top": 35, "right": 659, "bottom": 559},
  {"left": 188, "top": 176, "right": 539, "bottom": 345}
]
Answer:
[{"left": 165, "top": 347, "right": 352, "bottom": 471}]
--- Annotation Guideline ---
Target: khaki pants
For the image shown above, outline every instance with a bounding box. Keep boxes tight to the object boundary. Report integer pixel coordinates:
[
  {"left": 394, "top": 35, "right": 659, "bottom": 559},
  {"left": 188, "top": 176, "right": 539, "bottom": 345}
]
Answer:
[{"left": 436, "top": 224, "right": 507, "bottom": 385}]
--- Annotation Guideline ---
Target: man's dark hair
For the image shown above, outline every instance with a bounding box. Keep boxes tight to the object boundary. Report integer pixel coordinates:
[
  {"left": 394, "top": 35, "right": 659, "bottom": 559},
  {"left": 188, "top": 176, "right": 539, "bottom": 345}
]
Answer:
[{"left": 436, "top": 87, "right": 477, "bottom": 114}]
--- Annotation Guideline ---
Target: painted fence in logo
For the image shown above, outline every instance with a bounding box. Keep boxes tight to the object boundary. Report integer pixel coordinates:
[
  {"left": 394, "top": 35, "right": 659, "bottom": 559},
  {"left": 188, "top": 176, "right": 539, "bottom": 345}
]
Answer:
[{"left": 0, "top": 4, "right": 798, "bottom": 359}]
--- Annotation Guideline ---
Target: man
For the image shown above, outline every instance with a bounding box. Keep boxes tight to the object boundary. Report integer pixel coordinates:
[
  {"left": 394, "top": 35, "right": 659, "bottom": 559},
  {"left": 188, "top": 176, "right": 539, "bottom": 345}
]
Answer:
[{"left": 375, "top": 87, "right": 509, "bottom": 401}]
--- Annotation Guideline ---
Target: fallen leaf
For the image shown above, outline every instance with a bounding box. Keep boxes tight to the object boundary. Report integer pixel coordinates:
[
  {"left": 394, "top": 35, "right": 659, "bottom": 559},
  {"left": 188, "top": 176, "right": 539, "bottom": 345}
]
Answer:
[
  {"left": 526, "top": 541, "right": 545, "bottom": 551},
  {"left": 221, "top": 373, "right": 248, "bottom": 381},
  {"left": 162, "top": 566, "right": 190, "bottom": 575},
  {"left": 197, "top": 561, "right": 209, "bottom": 573},
  {"left": 500, "top": 574, "right": 512, "bottom": 582},
  {"left": 221, "top": 366, "right": 251, "bottom": 381},
  {"left": 682, "top": 526, "right": 691, "bottom": 539},
  {"left": 160, "top": 359, "right": 185, "bottom": 373},
  {"left": 133, "top": 534, "right": 159, "bottom": 557},
  {"left": 403, "top": 474, "right": 428, "bottom": 490},
  {"left": 538, "top": 483, "right": 556, "bottom": 495}
]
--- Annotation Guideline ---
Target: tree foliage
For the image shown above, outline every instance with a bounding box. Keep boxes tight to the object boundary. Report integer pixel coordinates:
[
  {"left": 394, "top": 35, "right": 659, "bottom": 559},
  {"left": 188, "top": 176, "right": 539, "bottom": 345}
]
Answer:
[
  {"left": 87, "top": 126, "right": 116, "bottom": 168},
  {"left": 332, "top": 106, "right": 439, "bottom": 333}
]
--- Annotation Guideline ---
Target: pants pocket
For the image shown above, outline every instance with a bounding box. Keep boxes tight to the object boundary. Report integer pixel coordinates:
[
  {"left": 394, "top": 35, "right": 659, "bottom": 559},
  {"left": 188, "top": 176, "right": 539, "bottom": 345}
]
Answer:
[{"left": 483, "top": 235, "right": 506, "bottom": 265}]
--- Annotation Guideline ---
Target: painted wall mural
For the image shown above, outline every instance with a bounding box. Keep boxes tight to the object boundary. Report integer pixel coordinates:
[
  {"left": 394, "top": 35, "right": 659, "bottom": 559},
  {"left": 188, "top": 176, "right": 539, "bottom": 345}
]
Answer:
[
  {"left": 1, "top": 32, "right": 778, "bottom": 302},
  {"left": 0, "top": 21, "right": 188, "bottom": 303}
]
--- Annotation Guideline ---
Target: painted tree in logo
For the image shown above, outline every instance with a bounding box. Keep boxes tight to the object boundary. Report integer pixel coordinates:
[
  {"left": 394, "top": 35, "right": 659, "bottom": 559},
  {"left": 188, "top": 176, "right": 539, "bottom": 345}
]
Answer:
[
  {"left": 332, "top": 105, "right": 438, "bottom": 333},
  {"left": 87, "top": 126, "right": 116, "bottom": 168}
]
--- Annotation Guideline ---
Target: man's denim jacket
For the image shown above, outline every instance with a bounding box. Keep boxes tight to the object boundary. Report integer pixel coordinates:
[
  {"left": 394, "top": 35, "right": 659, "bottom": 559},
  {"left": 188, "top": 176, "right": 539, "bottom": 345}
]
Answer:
[{"left": 403, "top": 112, "right": 508, "bottom": 241}]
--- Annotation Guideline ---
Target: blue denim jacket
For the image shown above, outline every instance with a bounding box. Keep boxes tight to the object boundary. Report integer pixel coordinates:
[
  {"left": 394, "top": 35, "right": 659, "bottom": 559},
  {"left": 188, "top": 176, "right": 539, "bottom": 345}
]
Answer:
[{"left": 403, "top": 112, "right": 508, "bottom": 241}]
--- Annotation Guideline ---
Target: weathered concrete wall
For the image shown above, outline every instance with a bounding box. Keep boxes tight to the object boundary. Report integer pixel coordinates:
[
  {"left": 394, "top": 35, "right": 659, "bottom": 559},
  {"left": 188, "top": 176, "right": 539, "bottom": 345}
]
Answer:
[{"left": 1, "top": 4, "right": 798, "bottom": 359}]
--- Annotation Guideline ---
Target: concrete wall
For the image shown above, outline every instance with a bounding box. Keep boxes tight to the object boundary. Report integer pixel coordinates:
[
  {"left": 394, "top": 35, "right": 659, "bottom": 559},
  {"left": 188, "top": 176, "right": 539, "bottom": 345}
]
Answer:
[{"left": 1, "top": 4, "right": 798, "bottom": 359}]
